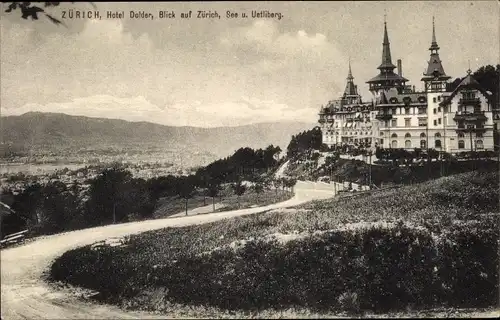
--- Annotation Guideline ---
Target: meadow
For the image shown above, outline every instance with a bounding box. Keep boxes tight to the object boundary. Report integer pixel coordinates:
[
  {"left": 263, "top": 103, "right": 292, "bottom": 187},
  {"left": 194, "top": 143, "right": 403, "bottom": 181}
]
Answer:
[{"left": 49, "top": 168, "right": 499, "bottom": 316}]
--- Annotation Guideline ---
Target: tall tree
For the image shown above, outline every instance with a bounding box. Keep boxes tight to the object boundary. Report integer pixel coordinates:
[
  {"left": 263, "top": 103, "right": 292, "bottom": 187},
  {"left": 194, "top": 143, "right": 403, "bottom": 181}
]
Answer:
[
  {"left": 176, "top": 175, "right": 198, "bottom": 216},
  {"left": 231, "top": 180, "right": 247, "bottom": 209},
  {"left": 86, "top": 167, "right": 132, "bottom": 225},
  {"left": 207, "top": 180, "right": 222, "bottom": 212}
]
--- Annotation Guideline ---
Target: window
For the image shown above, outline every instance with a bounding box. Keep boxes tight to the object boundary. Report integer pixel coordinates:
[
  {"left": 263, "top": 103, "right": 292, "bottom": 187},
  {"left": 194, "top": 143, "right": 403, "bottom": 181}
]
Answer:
[
  {"left": 433, "top": 97, "right": 437, "bottom": 103},
  {"left": 438, "top": 118, "right": 441, "bottom": 125},
  {"left": 405, "top": 140, "right": 411, "bottom": 148},
  {"left": 391, "top": 119, "right": 397, "bottom": 127},
  {"left": 433, "top": 108, "right": 437, "bottom": 114},
  {"left": 380, "top": 138, "right": 384, "bottom": 145},
  {"left": 435, "top": 140, "right": 442, "bottom": 148},
  {"left": 438, "top": 96, "right": 441, "bottom": 101},
  {"left": 405, "top": 133, "right": 411, "bottom": 138},
  {"left": 418, "top": 118, "right": 427, "bottom": 127},
  {"left": 405, "top": 118, "right": 411, "bottom": 127},
  {"left": 380, "top": 132, "right": 384, "bottom": 136},
  {"left": 418, "top": 108, "right": 426, "bottom": 114},
  {"left": 438, "top": 107, "right": 441, "bottom": 112},
  {"left": 462, "top": 91, "right": 476, "bottom": 100},
  {"left": 420, "top": 132, "right": 426, "bottom": 138},
  {"left": 434, "top": 120, "right": 437, "bottom": 126},
  {"left": 476, "top": 140, "right": 484, "bottom": 149},
  {"left": 435, "top": 132, "right": 441, "bottom": 138},
  {"left": 458, "top": 132, "right": 465, "bottom": 138},
  {"left": 391, "top": 108, "right": 397, "bottom": 115},
  {"left": 405, "top": 108, "right": 410, "bottom": 115},
  {"left": 391, "top": 133, "right": 398, "bottom": 138},
  {"left": 420, "top": 140, "right": 427, "bottom": 149},
  {"left": 458, "top": 140, "right": 465, "bottom": 149},
  {"left": 476, "top": 132, "right": 483, "bottom": 138},
  {"left": 392, "top": 140, "right": 398, "bottom": 148}
]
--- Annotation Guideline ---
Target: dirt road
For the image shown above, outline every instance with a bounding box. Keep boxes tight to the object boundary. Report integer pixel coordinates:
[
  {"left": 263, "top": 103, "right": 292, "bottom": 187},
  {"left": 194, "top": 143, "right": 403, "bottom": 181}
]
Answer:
[
  {"left": 1, "top": 182, "right": 333, "bottom": 319},
  {"left": 3, "top": 181, "right": 497, "bottom": 319}
]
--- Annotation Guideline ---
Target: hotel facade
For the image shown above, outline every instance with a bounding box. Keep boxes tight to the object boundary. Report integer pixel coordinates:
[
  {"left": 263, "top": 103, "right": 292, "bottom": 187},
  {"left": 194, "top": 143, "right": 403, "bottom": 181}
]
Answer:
[{"left": 318, "top": 18, "right": 498, "bottom": 153}]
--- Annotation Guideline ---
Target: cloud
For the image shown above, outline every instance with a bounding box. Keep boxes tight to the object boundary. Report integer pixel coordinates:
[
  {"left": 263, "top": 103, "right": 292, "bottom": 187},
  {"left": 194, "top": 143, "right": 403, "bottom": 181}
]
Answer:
[
  {"left": 4, "top": 95, "right": 318, "bottom": 127},
  {"left": 220, "top": 19, "right": 346, "bottom": 65}
]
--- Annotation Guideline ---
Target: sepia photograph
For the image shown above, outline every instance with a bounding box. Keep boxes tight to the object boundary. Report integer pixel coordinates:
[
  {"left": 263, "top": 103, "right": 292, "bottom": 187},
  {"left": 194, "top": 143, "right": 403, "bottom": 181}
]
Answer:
[{"left": 1, "top": 1, "right": 499, "bottom": 319}]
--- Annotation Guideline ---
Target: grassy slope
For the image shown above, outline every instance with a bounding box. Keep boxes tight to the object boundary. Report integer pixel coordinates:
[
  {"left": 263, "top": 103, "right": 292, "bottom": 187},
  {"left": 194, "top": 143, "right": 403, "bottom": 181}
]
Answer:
[
  {"left": 49, "top": 169, "right": 499, "bottom": 316},
  {"left": 153, "top": 189, "right": 293, "bottom": 218}
]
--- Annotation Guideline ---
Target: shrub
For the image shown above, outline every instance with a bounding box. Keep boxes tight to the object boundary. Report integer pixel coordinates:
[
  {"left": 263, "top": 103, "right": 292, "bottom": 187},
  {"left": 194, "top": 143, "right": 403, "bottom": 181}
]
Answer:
[{"left": 48, "top": 170, "right": 499, "bottom": 314}]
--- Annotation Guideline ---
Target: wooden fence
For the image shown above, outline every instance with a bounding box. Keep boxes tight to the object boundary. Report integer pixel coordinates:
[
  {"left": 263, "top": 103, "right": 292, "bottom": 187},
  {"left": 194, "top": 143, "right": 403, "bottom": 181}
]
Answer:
[{"left": 0, "top": 229, "right": 28, "bottom": 248}]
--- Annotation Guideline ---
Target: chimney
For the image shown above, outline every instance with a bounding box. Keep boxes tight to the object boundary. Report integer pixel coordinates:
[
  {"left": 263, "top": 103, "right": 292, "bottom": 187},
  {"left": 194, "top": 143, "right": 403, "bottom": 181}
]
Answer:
[
  {"left": 413, "top": 85, "right": 416, "bottom": 92},
  {"left": 397, "top": 59, "right": 403, "bottom": 76}
]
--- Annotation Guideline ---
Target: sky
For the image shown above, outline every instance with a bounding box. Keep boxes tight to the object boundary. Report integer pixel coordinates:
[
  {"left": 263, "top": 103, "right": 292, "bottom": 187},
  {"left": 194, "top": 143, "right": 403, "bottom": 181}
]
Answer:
[{"left": 1, "top": 1, "right": 499, "bottom": 127}]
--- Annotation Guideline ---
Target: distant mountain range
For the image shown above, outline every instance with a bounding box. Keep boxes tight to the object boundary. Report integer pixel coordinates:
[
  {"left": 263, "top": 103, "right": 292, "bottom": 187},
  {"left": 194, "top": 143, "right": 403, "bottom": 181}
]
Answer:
[{"left": 0, "top": 112, "right": 315, "bottom": 160}]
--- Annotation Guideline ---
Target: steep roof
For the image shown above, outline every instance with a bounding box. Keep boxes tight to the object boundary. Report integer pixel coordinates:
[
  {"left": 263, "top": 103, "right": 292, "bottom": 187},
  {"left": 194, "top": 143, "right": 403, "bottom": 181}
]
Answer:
[
  {"left": 378, "top": 21, "right": 396, "bottom": 70},
  {"left": 439, "top": 70, "right": 492, "bottom": 106},
  {"left": 367, "top": 20, "right": 408, "bottom": 86},
  {"left": 343, "top": 60, "right": 358, "bottom": 96},
  {"left": 421, "top": 17, "right": 451, "bottom": 81}
]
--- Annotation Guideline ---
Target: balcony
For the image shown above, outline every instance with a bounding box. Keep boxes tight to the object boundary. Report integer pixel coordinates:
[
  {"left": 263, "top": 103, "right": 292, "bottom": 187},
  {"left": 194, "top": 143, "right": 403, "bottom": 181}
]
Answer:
[
  {"left": 458, "top": 98, "right": 481, "bottom": 107},
  {"left": 375, "top": 112, "right": 393, "bottom": 121},
  {"left": 456, "top": 124, "right": 486, "bottom": 132},
  {"left": 453, "top": 110, "right": 487, "bottom": 122}
]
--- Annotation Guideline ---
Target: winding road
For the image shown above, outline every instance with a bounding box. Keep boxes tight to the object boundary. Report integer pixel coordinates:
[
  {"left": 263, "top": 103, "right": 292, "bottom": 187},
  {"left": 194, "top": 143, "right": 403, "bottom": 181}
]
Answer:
[{"left": 1, "top": 181, "right": 334, "bottom": 319}]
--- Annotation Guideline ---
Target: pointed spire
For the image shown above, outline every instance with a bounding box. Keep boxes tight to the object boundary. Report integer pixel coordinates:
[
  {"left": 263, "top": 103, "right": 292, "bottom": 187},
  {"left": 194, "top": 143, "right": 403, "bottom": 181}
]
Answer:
[
  {"left": 431, "top": 16, "right": 436, "bottom": 44},
  {"left": 343, "top": 58, "right": 357, "bottom": 97},
  {"left": 429, "top": 16, "right": 440, "bottom": 51},
  {"left": 347, "top": 57, "right": 353, "bottom": 80},
  {"left": 378, "top": 18, "right": 396, "bottom": 70},
  {"left": 422, "top": 16, "right": 450, "bottom": 82}
]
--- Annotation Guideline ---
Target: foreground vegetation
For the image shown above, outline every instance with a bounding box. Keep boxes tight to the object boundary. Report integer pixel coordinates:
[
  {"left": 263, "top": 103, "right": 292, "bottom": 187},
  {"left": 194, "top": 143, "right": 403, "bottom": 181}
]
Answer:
[{"left": 49, "top": 168, "right": 499, "bottom": 316}]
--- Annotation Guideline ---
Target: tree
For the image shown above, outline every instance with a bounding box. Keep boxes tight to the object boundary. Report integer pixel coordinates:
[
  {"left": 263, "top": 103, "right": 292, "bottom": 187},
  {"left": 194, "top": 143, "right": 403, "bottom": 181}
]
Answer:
[
  {"left": 252, "top": 181, "right": 264, "bottom": 200},
  {"left": 285, "top": 178, "right": 297, "bottom": 193},
  {"left": 272, "top": 178, "right": 282, "bottom": 195},
  {"left": 231, "top": 180, "right": 247, "bottom": 208},
  {"left": 86, "top": 167, "right": 132, "bottom": 225},
  {"left": 207, "top": 180, "right": 222, "bottom": 212},
  {"left": 3, "top": 2, "right": 96, "bottom": 26},
  {"left": 176, "top": 175, "right": 198, "bottom": 216}
]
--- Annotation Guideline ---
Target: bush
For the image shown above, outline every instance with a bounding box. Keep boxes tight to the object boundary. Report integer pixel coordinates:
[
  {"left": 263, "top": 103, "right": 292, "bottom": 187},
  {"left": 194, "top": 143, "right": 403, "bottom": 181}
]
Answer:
[{"left": 48, "top": 170, "right": 499, "bottom": 314}]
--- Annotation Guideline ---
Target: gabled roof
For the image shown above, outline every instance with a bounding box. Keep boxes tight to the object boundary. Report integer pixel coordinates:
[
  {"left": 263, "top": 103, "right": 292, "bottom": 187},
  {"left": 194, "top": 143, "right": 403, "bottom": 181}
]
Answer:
[{"left": 439, "top": 70, "right": 492, "bottom": 106}]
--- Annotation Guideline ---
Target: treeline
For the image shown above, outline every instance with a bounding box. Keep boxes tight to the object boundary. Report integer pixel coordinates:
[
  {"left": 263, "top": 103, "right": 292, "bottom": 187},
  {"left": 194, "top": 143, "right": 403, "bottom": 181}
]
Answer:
[
  {"left": 196, "top": 145, "right": 282, "bottom": 183},
  {"left": 286, "top": 126, "right": 323, "bottom": 159},
  {"left": 1, "top": 145, "right": 289, "bottom": 237}
]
